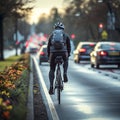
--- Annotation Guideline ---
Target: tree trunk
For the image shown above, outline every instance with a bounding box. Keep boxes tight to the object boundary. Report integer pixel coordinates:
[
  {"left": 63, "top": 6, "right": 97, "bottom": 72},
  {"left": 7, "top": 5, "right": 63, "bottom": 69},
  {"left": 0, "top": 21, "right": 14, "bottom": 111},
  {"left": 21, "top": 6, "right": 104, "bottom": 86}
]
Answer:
[
  {"left": 0, "top": 15, "right": 4, "bottom": 61},
  {"left": 15, "top": 18, "right": 18, "bottom": 56}
]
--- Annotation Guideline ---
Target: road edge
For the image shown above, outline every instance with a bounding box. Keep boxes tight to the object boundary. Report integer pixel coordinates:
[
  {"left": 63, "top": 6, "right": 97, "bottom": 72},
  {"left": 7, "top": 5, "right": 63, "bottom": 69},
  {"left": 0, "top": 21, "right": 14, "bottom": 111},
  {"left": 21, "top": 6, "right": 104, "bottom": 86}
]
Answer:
[{"left": 32, "top": 56, "right": 59, "bottom": 120}]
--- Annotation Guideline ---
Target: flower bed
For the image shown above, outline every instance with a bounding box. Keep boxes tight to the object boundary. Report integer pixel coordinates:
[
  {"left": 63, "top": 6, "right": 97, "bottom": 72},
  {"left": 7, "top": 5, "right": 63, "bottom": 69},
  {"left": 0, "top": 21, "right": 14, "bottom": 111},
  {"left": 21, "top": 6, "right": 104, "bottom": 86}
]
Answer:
[{"left": 0, "top": 54, "right": 30, "bottom": 120}]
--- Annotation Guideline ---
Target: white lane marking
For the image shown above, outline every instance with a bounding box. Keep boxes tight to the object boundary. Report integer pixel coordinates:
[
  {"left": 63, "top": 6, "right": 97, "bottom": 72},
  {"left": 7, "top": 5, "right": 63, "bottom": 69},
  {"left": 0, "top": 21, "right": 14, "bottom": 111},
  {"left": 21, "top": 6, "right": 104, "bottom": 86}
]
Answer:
[{"left": 32, "top": 56, "right": 59, "bottom": 120}]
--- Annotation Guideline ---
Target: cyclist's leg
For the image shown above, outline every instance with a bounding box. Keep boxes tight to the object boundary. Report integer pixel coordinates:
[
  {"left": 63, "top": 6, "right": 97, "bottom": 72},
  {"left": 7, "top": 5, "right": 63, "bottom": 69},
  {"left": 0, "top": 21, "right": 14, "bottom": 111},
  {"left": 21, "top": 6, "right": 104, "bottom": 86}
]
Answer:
[
  {"left": 49, "top": 53, "right": 56, "bottom": 94},
  {"left": 62, "top": 52, "right": 69, "bottom": 82}
]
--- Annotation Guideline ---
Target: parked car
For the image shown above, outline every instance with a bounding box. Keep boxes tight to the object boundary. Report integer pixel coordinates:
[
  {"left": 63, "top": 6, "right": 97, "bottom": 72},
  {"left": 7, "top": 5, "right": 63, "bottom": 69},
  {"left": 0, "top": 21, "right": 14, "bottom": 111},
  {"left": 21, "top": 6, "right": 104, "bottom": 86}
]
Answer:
[
  {"left": 73, "top": 42, "right": 96, "bottom": 63},
  {"left": 90, "top": 41, "right": 120, "bottom": 68},
  {"left": 38, "top": 45, "right": 48, "bottom": 65}
]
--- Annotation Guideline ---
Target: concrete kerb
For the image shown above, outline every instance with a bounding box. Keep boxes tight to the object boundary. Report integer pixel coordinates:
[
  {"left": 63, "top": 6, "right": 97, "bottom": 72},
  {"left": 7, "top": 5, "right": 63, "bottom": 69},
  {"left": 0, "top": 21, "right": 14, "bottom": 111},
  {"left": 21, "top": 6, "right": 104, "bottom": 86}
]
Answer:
[
  {"left": 32, "top": 56, "right": 59, "bottom": 120},
  {"left": 26, "top": 56, "right": 34, "bottom": 120}
]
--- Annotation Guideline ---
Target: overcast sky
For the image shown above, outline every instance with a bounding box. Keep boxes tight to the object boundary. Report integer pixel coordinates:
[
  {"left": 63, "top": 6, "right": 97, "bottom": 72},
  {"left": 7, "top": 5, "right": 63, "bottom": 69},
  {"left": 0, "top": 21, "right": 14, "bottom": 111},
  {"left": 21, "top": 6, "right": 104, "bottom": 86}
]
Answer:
[
  {"left": 34, "top": 0, "right": 64, "bottom": 9},
  {"left": 28, "top": 0, "right": 65, "bottom": 23}
]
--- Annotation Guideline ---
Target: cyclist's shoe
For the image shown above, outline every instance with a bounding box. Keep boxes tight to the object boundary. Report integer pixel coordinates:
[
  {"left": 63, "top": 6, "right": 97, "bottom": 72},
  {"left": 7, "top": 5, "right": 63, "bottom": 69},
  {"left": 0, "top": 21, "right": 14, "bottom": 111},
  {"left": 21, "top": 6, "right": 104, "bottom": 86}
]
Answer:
[
  {"left": 63, "top": 73, "right": 68, "bottom": 83},
  {"left": 49, "top": 87, "right": 54, "bottom": 95}
]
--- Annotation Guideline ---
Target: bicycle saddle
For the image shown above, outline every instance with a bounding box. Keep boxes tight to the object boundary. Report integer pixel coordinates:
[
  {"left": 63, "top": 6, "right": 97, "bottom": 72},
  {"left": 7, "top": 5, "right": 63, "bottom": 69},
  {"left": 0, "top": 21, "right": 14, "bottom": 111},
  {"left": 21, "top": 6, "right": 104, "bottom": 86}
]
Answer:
[{"left": 55, "top": 56, "right": 63, "bottom": 64}]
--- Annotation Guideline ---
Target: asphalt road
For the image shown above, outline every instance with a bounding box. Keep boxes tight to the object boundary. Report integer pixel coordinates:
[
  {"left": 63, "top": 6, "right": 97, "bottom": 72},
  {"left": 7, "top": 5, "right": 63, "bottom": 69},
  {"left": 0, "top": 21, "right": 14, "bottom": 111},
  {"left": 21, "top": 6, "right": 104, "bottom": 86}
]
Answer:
[{"left": 37, "top": 56, "right": 120, "bottom": 120}]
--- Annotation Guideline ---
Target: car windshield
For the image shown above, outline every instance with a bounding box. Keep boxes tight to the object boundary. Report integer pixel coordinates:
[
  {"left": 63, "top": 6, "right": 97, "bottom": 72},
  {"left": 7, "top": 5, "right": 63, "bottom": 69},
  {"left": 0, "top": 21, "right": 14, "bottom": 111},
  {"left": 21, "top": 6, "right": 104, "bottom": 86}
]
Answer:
[
  {"left": 101, "top": 43, "right": 120, "bottom": 50},
  {"left": 30, "top": 48, "right": 37, "bottom": 50},
  {"left": 43, "top": 48, "right": 47, "bottom": 52},
  {"left": 82, "top": 44, "right": 95, "bottom": 50}
]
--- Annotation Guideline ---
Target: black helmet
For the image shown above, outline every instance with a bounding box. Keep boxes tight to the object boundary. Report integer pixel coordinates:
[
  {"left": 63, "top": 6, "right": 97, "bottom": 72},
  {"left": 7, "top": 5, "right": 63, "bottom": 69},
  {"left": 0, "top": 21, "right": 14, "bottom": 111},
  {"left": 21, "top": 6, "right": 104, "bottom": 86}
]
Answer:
[{"left": 54, "top": 22, "right": 65, "bottom": 30}]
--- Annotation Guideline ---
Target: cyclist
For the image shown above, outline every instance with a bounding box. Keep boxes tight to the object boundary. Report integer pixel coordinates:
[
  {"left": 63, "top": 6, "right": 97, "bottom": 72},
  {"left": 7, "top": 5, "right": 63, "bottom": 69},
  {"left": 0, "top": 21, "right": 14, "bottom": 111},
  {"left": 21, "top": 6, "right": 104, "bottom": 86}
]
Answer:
[{"left": 47, "top": 22, "right": 71, "bottom": 95}]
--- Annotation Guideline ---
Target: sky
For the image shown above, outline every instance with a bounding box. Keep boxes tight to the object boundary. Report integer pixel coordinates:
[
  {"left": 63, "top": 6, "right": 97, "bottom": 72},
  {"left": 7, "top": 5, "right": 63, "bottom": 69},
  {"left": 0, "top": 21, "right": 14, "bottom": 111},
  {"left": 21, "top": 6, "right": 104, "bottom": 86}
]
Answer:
[
  {"left": 28, "top": 0, "right": 64, "bottom": 24},
  {"left": 35, "top": 0, "right": 64, "bottom": 10}
]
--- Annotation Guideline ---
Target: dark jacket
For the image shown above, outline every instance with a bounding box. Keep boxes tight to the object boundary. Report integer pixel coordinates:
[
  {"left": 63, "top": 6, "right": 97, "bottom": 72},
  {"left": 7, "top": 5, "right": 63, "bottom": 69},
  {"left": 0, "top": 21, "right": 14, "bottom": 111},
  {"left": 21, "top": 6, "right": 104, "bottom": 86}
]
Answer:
[{"left": 47, "top": 31, "right": 71, "bottom": 58}]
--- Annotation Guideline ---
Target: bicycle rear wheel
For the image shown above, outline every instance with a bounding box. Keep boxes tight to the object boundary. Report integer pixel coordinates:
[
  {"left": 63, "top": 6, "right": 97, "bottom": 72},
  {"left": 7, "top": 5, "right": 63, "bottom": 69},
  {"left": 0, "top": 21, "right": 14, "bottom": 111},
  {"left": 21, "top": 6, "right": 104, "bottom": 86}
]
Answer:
[
  {"left": 56, "top": 68, "right": 61, "bottom": 104},
  {"left": 57, "top": 79, "right": 61, "bottom": 104}
]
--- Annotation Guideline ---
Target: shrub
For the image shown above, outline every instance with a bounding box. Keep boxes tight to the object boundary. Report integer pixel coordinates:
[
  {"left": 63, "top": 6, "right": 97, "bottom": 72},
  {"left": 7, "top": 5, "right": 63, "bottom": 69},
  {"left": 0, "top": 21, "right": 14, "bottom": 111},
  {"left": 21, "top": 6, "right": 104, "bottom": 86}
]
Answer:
[{"left": 0, "top": 53, "right": 30, "bottom": 120}]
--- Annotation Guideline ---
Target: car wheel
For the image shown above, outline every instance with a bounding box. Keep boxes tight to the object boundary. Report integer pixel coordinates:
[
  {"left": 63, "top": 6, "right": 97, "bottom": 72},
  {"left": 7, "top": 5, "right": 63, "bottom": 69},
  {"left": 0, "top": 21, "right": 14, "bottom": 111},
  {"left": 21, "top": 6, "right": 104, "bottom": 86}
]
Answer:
[
  {"left": 91, "top": 63, "right": 94, "bottom": 68},
  {"left": 95, "top": 58, "right": 99, "bottom": 69},
  {"left": 96, "top": 63, "right": 99, "bottom": 69}
]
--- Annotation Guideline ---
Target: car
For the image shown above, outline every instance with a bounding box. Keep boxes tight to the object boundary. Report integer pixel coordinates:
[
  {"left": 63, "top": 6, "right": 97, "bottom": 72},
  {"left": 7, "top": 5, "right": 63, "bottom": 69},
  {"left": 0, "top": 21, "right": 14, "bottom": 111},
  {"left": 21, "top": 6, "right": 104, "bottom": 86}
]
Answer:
[
  {"left": 90, "top": 41, "right": 120, "bottom": 68},
  {"left": 29, "top": 47, "right": 39, "bottom": 54},
  {"left": 73, "top": 42, "right": 96, "bottom": 63},
  {"left": 38, "top": 45, "right": 48, "bottom": 65}
]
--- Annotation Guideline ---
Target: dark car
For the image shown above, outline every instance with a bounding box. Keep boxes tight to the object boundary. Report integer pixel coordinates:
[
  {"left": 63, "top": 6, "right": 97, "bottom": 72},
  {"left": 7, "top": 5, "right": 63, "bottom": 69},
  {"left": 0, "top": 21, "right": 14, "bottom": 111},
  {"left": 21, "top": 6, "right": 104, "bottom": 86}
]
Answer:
[
  {"left": 29, "top": 47, "right": 39, "bottom": 54},
  {"left": 73, "top": 42, "right": 96, "bottom": 63},
  {"left": 38, "top": 45, "right": 48, "bottom": 65},
  {"left": 90, "top": 41, "right": 120, "bottom": 68}
]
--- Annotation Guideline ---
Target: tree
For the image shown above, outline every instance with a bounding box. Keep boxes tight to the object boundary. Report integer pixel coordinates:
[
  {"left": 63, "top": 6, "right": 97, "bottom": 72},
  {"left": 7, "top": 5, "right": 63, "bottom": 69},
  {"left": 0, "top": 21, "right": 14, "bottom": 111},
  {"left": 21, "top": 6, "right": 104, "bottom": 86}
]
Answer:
[
  {"left": 63, "top": 0, "right": 120, "bottom": 44},
  {"left": 36, "top": 7, "right": 62, "bottom": 35},
  {"left": 0, "top": 0, "right": 34, "bottom": 60}
]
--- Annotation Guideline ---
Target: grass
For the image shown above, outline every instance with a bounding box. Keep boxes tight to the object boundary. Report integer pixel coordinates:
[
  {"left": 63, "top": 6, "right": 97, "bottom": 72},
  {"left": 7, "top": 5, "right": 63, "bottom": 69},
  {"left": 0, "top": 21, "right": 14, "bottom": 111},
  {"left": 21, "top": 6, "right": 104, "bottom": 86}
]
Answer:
[{"left": 0, "top": 55, "right": 22, "bottom": 71}]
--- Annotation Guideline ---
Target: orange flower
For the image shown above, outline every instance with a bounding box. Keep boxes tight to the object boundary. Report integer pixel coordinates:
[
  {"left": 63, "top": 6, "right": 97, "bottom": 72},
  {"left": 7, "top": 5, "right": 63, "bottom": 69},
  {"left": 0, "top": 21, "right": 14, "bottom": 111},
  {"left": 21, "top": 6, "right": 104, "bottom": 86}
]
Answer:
[
  {"left": 0, "top": 80, "right": 3, "bottom": 84},
  {"left": 2, "top": 111, "right": 10, "bottom": 120}
]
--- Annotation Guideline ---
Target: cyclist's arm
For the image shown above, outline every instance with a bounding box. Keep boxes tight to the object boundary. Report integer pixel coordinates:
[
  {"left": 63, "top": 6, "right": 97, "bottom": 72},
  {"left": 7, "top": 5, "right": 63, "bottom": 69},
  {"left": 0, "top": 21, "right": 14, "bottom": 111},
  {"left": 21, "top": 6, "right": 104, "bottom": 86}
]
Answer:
[
  {"left": 66, "top": 35, "right": 71, "bottom": 57},
  {"left": 47, "top": 35, "right": 52, "bottom": 58}
]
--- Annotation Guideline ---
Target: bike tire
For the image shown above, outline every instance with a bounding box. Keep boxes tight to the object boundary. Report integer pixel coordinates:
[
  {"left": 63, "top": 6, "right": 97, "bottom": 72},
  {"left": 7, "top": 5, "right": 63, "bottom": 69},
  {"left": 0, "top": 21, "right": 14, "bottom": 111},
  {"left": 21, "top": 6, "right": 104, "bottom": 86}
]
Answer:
[
  {"left": 57, "top": 69, "right": 61, "bottom": 104},
  {"left": 57, "top": 83, "right": 61, "bottom": 104}
]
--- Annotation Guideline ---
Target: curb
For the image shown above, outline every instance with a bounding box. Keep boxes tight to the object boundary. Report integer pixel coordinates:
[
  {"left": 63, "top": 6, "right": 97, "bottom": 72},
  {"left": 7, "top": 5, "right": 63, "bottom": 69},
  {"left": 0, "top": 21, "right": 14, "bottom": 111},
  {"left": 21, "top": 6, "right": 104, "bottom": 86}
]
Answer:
[
  {"left": 26, "top": 56, "right": 34, "bottom": 120},
  {"left": 32, "top": 56, "right": 59, "bottom": 120}
]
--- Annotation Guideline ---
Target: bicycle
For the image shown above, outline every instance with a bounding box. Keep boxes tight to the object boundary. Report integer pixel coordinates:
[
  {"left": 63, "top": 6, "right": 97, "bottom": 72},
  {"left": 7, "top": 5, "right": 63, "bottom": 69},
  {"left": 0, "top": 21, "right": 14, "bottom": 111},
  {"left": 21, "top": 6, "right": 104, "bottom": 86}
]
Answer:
[{"left": 53, "top": 56, "right": 64, "bottom": 104}]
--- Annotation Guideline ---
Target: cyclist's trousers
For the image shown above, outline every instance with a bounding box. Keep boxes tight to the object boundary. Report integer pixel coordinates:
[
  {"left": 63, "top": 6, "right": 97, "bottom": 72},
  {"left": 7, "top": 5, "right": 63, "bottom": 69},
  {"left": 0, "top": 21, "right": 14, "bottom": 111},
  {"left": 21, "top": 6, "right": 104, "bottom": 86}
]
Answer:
[{"left": 49, "top": 52, "right": 68, "bottom": 87}]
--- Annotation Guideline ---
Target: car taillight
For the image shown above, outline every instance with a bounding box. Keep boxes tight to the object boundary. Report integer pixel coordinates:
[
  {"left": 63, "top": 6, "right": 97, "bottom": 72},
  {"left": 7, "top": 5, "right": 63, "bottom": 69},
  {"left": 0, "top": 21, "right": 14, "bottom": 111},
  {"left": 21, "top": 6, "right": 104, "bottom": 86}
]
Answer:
[
  {"left": 98, "top": 51, "right": 107, "bottom": 56},
  {"left": 40, "top": 51, "right": 45, "bottom": 55},
  {"left": 79, "top": 48, "right": 86, "bottom": 53}
]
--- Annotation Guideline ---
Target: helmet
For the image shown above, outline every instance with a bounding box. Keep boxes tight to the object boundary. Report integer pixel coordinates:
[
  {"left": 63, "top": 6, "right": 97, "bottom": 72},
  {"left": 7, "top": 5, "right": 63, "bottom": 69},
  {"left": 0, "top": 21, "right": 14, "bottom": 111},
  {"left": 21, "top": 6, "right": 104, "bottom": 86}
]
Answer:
[{"left": 54, "top": 22, "right": 65, "bottom": 30}]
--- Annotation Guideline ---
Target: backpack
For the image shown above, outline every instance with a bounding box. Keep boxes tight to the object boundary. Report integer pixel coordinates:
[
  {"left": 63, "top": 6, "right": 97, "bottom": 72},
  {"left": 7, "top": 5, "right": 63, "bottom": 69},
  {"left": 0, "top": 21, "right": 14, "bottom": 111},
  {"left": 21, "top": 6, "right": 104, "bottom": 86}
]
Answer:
[{"left": 51, "top": 29, "right": 65, "bottom": 50}]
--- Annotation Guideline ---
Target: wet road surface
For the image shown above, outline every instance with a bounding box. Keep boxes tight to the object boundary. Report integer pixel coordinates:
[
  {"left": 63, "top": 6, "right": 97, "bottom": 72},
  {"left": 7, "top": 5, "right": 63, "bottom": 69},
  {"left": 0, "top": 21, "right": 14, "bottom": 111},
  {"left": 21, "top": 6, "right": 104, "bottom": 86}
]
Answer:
[{"left": 37, "top": 57, "right": 120, "bottom": 120}]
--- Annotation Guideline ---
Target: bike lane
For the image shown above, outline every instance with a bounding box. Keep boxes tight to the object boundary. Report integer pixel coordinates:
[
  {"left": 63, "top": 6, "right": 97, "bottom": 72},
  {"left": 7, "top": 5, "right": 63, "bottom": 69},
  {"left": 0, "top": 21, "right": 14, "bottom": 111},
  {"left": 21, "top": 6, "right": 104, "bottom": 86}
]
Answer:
[{"left": 33, "top": 56, "right": 120, "bottom": 120}]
